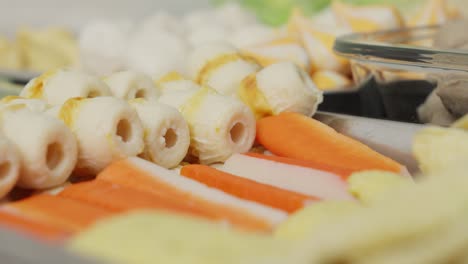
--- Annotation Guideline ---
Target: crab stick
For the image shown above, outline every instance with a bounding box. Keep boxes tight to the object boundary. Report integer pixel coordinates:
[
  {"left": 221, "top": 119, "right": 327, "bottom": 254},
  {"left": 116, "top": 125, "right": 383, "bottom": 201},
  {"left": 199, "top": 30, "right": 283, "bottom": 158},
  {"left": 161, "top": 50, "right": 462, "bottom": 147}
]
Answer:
[
  {"left": 59, "top": 180, "right": 208, "bottom": 218},
  {"left": 256, "top": 113, "right": 405, "bottom": 175},
  {"left": 2, "top": 194, "right": 113, "bottom": 233},
  {"left": 0, "top": 210, "right": 69, "bottom": 242},
  {"left": 181, "top": 164, "right": 317, "bottom": 213},
  {"left": 245, "top": 152, "right": 354, "bottom": 179},
  {"left": 222, "top": 154, "right": 353, "bottom": 200},
  {"left": 97, "top": 157, "right": 288, "bottom": 232}
]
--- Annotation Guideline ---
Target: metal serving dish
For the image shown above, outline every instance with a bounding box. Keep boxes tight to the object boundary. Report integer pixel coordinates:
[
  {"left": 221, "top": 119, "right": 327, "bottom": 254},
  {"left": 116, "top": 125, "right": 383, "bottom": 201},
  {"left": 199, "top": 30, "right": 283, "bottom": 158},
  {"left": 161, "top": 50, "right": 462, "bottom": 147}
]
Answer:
[{"left": 323, "top": 25, "right": 468, "bottom": 124}]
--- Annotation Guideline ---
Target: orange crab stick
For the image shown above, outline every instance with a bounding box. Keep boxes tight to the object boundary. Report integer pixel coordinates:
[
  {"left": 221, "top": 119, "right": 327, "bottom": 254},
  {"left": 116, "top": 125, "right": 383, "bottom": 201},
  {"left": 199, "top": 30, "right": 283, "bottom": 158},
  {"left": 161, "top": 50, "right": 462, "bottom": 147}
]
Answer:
[
  {"left": 222, "top": 154, "right": 353, "bottom": 200},
  {"left": 0, "top": 210, "right": 69, "bottom": 242},
  {"left": 97, "top": 157, "right": 288, "bottom": 232},
  {"left": 59, "top": 180, "right": 208, "bottom": 218},
  {"left": 245, "top": 152, "right": 355, "bottom": 179},
  {"left": 181, "top": 164, "right": 317, "bottom": 213},
  {"left": 3, "top": 194, "right": 113, "bottom": 233},
  {"left": 256, "top": 112, "right": 405, "bottom": 175}
]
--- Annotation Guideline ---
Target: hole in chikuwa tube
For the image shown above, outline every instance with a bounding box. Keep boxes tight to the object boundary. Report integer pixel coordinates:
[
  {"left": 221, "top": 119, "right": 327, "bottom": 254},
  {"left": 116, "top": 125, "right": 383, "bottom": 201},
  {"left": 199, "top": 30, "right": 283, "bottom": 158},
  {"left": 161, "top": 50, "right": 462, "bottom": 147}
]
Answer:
[
  {"left": 87, "top": 90, "right": 101, "bottom": 98},
  {"left": 230, "top": 122, "right": 245, "bottom": 144},
  {"left": 135, "top": 89, "right": 147, "bottom": 99},
  {"left": 116, "top": 119, "right": 132, "bottom": 143},
  {"left": 164, "top": 128, "right": 178, "bottom": 148},
  {"left": 46, "top": 142, "right": 64, "bottom": 170},
  {"left": 0, "top": 162, "right": 12, "bottom": 181}
]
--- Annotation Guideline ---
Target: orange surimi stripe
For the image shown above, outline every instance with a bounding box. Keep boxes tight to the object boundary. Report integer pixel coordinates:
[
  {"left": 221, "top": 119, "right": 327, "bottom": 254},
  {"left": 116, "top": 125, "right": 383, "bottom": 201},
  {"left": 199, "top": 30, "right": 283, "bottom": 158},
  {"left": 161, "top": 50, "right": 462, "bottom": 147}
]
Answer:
[
  {"left": 0, "top": 210, "right": 69, "bottom": 242},
  {"left": 97, "top": 158, "right": 288, "bottom": 232},
  {"left": 4, "top": 194, "right": 113, "bottom": 232},
  {"left": 245, "top": 152, "right": 354, "bottom": 179},
  {"left": 222, "top": 154, "right": 353, "bottom": 200},
  {"left": 59, "top": 180, "right": 209, "bottom": 218},
  {"left": 256, "top": 113, "right": 405, "bottom": 175},
  {"left": 180, "top": 164, "right": 316, "bottom": 213}
]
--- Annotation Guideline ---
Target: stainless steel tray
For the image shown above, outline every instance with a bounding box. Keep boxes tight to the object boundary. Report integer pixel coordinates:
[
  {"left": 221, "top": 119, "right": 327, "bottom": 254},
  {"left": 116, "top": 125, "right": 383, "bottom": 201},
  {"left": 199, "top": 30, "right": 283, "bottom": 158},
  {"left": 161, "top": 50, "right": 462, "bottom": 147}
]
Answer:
[
  {"left": 334, "top": 25, "right": 468, "bottom": 74},
  {"left": 0, "top": 227, "right": 101, "bottom": 264},
  {"left": 315, "top": 112, "right": 423, "bottom": 174}
]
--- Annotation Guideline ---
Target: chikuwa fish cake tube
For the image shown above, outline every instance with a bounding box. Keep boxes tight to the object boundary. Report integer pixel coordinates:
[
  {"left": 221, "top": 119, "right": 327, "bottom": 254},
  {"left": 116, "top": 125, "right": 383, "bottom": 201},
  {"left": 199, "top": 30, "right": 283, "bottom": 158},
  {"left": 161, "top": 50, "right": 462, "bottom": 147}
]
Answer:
[
  {"left": 155, "top": 71, "right": 200, "bottom": 95},
  {"left": 47, "top": 97, "right": 144, "bottom": 176},
  {"left": 0, "top": 135, "right": 20, "bottom": 198},
  {"left": 129, "top": 99, "right": 190, "bottom": 168},
  {"left": 238, "top": 62, "right": 323, "bottom": 119},
  {"left": 104, "top": 70, "right": 160, "bottom": 100},
  {"left": 240, "top": 35, "right": 310, "bottom": 71},
  {"left": 159, "top": 86, "right": 255, "bottom": 164},
  {"left": 0, "top": 96, "right": 49, "bottom": 113},
  {"left": 20, "top": 69, "right": 112, "bottom": 105},
  {"left": 187, "top": 42, "right": 261, "bottom": 96},
  {"left": 0, "top": 110, "right": 78, "bottom": 189}
]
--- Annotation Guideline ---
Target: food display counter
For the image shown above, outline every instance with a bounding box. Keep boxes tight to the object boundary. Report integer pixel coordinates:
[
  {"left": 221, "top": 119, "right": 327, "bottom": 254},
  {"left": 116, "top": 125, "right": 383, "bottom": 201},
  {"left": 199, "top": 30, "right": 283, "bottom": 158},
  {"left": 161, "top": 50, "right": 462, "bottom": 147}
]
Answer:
[{"left": 0, "top": 0, "right": 466, "bottom": 263}]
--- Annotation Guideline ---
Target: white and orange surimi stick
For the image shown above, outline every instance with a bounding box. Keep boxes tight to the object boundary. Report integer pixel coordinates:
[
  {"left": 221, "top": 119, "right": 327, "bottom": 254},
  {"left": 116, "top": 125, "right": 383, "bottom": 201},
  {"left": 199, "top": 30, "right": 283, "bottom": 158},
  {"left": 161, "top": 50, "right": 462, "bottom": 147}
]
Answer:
[
  {"left": 20, "top": 70, "right": 112, "bottom": 105},
  {"left": 0, "top": 110, "right": 77, "bottom": 189},
  {"left": 128, "top": 99, "right": 190, "bottom": 168},
  {"left": 103, "top": 70, "right": 160, "bottom": 100},
  {"left": 97, "top": 157, "right": 288, "bottom": 231},
  {"left": 46, "top": 97, "right": 144, "bottom": 176},
  {"left": 256, "top": 112, "right": 408, "bottom": 175},
  {"left": 221, "top": 154, "right": 354, "bottom": 201},
  {"left": 180, "top": 164, "right": 317, "bottom": 213}
]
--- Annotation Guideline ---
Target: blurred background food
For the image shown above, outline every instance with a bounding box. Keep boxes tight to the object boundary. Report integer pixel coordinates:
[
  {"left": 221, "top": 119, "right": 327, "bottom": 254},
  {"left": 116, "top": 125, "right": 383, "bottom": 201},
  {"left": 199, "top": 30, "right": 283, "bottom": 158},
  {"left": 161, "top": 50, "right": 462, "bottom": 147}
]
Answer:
[
  {"left": 0, "top": 0, "right": 467, "bottom": 117},
  {"left": 0, "top": 27, "right": 78, "bottom": 72}
]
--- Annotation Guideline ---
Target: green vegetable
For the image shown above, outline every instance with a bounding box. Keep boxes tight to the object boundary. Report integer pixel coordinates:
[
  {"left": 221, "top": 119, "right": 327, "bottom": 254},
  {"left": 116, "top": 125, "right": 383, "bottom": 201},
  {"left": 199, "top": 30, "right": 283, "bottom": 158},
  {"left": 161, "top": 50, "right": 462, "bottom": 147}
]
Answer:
[{"left": 212, "top": 0, "right": 424, "bottom": 26}]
